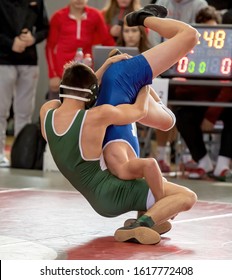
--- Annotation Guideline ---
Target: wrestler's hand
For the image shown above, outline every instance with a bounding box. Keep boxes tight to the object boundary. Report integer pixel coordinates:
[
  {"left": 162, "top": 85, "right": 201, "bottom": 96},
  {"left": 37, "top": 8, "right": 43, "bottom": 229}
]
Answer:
[
  {"left": 107, "top": 53, "right": 131, "bottom": 65},
  {"left": 95, "top": 53, "right": 131, "bottom": 85}
]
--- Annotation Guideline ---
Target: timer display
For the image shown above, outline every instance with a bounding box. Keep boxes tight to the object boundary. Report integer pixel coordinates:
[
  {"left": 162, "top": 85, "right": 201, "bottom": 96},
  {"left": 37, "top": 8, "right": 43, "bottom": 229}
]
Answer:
[{"left": 161, "top": 24, "right": 232, "bottom": 79}]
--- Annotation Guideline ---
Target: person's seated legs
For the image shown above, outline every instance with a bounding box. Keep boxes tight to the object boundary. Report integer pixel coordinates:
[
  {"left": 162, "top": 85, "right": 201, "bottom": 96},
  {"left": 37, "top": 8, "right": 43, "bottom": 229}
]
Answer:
[
  {"left": 154, "top": 128, "right": 178, "bottom": 173},
  {"left": 175, "top": 106, "right": 214, "bottom": 179},
  {"left": 210, "top": 109, "right": 232, "bottom": 182}
]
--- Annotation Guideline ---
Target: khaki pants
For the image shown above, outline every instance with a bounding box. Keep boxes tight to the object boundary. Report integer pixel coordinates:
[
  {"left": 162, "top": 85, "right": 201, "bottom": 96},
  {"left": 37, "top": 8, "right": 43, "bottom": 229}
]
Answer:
[{"left": 0, "top": 65, "right": 39, "bottom": 154}]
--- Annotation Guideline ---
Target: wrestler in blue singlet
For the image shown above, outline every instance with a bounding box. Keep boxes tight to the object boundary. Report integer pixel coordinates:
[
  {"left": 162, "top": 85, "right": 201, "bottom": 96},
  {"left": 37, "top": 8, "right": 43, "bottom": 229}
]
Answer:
[{"left": 96, "top": 54, "right": 152, "bottom": 156}]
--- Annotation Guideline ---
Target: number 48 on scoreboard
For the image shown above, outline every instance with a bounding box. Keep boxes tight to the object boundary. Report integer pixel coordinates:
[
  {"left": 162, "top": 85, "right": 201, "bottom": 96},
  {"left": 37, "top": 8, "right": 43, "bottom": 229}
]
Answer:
[{"left": 162, "top": 24, "right": 232, "bottom": 79}]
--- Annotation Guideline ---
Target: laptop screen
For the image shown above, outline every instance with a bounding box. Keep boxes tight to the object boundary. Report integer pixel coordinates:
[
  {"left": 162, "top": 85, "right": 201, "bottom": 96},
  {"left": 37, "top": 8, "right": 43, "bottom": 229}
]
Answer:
[
  {"left": 92, "top": 46, "right": 139, "bottom": 71},
  {"left": 161, "top": 24, "right": 232, "bottom": 80}
]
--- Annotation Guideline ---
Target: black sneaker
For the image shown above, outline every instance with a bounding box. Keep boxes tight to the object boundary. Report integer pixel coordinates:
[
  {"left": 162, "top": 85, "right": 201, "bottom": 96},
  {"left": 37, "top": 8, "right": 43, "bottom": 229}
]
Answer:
[
  {"left": 114, "top": 221, "right": 161, "bottom": 245},
  {"left": 143, "top": 4, "right": 168, "bottom": 18},
  {"left": 126, "top": 4, "right": 168, "bottom": 27}
]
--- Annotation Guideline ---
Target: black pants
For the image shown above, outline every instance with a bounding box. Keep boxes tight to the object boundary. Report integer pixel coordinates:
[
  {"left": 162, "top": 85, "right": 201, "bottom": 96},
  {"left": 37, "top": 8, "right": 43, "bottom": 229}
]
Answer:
[{"left": 174, "top": 106, "right": 232, "bottom": 162}]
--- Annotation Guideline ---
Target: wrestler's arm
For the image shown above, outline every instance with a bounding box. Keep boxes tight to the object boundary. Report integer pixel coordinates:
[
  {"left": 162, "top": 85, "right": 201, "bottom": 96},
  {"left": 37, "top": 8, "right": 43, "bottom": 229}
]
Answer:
[
  {"left": 40, "top": 99, "right": 61, "bottom": 140},
  {"left": 95, "top": 53, "right": 130, "bottom": 84},
  {"left": 101, "top": 85, "right": 150, "bottom": 126},
  {"left": 139, "top": 86, "right": 176, "bottom": 131}
]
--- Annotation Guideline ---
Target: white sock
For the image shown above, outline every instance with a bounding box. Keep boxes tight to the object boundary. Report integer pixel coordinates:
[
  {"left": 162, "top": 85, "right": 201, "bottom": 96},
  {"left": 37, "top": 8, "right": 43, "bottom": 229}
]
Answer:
[
  {"left": 198, "top": 154, "right": 213, "bottom": 172},
  {"left": 214, "top": 156, "right": 230, "bottom": 176}
]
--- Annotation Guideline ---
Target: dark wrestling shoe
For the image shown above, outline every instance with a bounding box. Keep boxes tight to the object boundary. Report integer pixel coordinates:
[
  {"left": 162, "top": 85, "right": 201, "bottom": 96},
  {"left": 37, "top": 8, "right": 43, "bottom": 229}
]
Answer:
[
  {"left": 126, "top": 4, "right": 168, "bottom": 27},
  {"left": 114, "top": 221, "right": 161, "bottom": 245},
  {"left": 124, "top": 219, "right": 172, "bottom": 235},
  {"left": 143, "top": 4, "right": 168, "bottom": 17}
]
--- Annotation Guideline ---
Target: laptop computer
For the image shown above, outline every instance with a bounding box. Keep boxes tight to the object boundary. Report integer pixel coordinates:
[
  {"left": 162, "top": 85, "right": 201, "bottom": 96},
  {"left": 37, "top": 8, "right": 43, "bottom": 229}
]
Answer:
[{"left": 92, "top": 46, "right": 139, "bottom": 71}]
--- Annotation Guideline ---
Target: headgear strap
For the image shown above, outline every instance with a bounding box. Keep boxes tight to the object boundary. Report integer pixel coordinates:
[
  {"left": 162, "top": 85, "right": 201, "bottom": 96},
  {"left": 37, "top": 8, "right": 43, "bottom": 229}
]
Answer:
[
  {"left": 59, "top": 94, "right": 90, "bottom": 102},
  {"left": 59, "top": 84, "right": 92, "bottom": 102},
  {"left": 60, "top": 84, "right": 92, "bottom": 94}
]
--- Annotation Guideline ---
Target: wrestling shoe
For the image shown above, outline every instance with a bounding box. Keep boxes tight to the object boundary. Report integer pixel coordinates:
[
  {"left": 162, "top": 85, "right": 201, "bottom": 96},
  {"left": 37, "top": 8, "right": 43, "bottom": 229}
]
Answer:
[
  {"left": 126, "top": 4, "right": 168, "bottom": 27},
  {"left": 114, "top": 221, "right": 161, "bottom": 245},
  {"left": 124, "top": 219, "right": 172, "bottom": 235}
]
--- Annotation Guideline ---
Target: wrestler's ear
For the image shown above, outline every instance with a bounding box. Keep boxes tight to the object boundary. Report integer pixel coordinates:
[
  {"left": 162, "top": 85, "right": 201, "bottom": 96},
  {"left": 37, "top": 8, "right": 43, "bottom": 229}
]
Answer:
[
  {"left": 59, "top": 81, "right": 64, "bottom": 103},
  {"left": 85, "top": 83, "right": 99, "bottom": 109}
]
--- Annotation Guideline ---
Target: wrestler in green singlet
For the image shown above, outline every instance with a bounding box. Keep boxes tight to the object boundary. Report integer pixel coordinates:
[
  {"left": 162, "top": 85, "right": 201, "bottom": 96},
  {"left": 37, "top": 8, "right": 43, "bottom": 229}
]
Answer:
[{"left": 44, "top": 108, "right": 150, "bottom": 217}]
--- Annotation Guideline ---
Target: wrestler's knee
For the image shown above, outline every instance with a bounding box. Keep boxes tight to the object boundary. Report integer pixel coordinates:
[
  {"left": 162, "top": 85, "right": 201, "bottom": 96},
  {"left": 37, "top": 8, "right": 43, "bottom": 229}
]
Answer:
[{"left": 182, "top": 190, "right": 198, "bottom": 211}]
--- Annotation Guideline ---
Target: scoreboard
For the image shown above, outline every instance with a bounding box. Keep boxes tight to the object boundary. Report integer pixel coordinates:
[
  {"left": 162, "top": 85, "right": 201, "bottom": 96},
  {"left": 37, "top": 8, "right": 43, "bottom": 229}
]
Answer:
[{"left": 161, "top": 24, "right": 232, "bottom": 79}]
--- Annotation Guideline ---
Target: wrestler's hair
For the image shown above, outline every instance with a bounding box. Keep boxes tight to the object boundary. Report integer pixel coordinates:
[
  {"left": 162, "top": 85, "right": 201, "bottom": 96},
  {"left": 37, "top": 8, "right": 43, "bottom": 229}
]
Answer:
[
  {"left": 195, "top": 6, "right": 221, "bottom": 24},
  {"left": 61, "top": 63, "right": 98, "bottom": 98}
]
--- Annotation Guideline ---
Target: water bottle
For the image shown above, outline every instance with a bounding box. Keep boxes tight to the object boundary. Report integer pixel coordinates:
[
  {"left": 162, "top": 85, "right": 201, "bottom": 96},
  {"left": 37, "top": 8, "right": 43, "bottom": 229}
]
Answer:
[
  {"left": 83, "top": 53, "right": 93, "bottom": 68},
  {"left": 74, "top": 47, "right": 84, "bottom": 62}
]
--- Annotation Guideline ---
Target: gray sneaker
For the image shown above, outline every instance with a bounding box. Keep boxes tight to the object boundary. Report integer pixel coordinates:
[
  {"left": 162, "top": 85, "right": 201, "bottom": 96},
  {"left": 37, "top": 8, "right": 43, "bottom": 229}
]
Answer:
[{"left": 0, "top": 154, "right": 10, "bottom": 168}]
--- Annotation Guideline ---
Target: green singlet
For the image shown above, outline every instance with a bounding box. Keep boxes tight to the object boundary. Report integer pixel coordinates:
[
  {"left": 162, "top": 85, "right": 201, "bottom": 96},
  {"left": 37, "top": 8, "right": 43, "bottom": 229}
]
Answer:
[{"left": 44, "top": 109, "right": 149, "bottom": 217}]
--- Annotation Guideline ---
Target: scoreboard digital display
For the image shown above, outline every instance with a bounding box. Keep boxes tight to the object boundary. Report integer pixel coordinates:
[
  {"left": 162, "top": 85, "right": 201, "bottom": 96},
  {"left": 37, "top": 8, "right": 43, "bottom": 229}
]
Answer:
[{"left": 161, "top": 24, "right": 232, "bottom": 79}]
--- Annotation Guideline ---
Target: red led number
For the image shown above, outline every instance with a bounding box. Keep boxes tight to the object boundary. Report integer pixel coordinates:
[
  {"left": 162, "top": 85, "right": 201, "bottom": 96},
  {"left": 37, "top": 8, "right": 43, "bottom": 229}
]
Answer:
[
  {"left": 221, "top": 58, "right": 232, "bottom": 74},
  {"left": 177, "top": 57, "right": 188, "bottom": 73}
]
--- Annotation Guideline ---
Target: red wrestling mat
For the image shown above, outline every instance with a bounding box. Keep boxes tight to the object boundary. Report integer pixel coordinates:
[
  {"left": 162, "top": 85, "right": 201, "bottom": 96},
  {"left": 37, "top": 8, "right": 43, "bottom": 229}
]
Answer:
[{"left": 0, "top": 189, "right": 231, "bottom": 260}]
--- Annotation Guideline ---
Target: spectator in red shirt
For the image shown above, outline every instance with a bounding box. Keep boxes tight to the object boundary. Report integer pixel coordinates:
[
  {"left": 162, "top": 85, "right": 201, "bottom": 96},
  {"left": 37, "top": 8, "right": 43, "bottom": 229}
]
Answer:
[{"left": 46, "top": 0, "right": 115, "bottom": 99}]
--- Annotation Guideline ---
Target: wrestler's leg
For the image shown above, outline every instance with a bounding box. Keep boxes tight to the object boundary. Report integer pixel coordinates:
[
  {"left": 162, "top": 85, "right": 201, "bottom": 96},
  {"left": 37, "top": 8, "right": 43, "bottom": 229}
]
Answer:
[
  {"left": 125, "top": 10, "right": 199, "bottom": 78},
  {"left": 104, "top": 143, "right": 164, "bottom": 201},
  {"left": 145, "top": 180, "right": 197, "bottom": 224},
  {"left": 121, "top": 7, "right": 199, "bottom": 132},
  {"left": 139, "top": 87, "right": 176, "bottom": 131},
  {"left": 142, "top": 17, "right": 198, "bottom": 78},
  {"left": 115, "top": 181, "right": 197, "bottom": 244}
]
